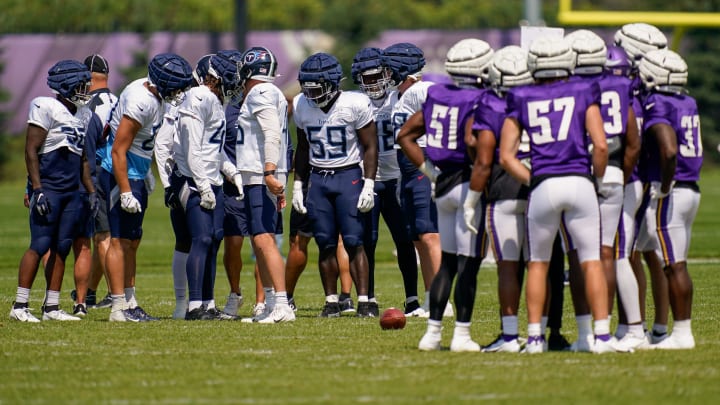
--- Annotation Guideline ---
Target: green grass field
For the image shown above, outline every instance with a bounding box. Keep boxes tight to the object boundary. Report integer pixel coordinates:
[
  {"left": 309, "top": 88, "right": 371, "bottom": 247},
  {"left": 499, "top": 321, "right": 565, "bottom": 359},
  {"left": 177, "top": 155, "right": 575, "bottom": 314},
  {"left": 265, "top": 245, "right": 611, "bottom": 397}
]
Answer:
[{"left": 1, "top": 168, "right": 720, "bottom": 404}]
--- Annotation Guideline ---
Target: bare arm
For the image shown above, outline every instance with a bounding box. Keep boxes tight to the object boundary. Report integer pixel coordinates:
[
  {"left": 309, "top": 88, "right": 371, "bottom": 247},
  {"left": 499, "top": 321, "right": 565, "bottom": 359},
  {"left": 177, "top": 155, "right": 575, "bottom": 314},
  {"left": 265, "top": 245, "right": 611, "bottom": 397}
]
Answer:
[
  {"left": 81, "top": 150, "right": 95, "bottom": 193},
  {"left": 586, "top": 104, "right": 608, "bottom": 180},
  {"left": 111, "top": 115, "right": 142, "bottom": 193},
  {"left": 357, "top": 120, "right": 378, "bottom": 180},
  {"left": 622, "top": 106, "right": 641, "bottom": 183},
  {"left": 470, "top": 128, "right": 496, "bottom": 193},
  {"left": 499, "top": 117, "right": 530, "bottom": 186},
  {"left": 396, "top": 110, "right": 425, "bottom": 168},
  {"left": 25, "top": 124, "right": 48, "bottom": 190},
  {"left": 294, "top": 127, "right": 310, "bottom": 183}
]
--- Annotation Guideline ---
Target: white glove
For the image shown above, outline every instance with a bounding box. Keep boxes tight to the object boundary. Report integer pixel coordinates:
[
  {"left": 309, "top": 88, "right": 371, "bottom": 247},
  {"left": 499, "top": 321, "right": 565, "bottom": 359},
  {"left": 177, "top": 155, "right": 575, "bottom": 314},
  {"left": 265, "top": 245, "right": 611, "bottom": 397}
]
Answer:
[
  {"left": 120, "top": 192, "right": 142, "bottom": 213},
  {"left": 292, "top": 180, "right": 307, "bottom": 214},
  {"left": 650, "top": 181, "right": 675, "bottom": 200},
  {"left": 199, "top": 185, "right": 216, "bottom": 210},
  {"left": 595, "top": 177, "right": 612, "bottom": 199},
  {"left": 357, "top": 178, "right": 375, "bottom": 213},
  {"left": 144, "top": 171, "right": 156, "bottom": 195},
  {"left": 463, "top": 189, "right": 482, "bottom": 234},
  {"left": 232, "top": 173, "right": 245, "bottom": 201},
  {"left": 419, "top": 159, "right": 441, "bottom": 183}
]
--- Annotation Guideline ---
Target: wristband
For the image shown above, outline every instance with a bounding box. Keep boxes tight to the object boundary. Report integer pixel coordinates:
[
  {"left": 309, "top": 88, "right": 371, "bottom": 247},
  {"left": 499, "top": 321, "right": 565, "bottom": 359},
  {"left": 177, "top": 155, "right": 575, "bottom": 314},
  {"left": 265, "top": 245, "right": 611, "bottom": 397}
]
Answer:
[{"left": 264, "top": 170, "right": 276, "bottom": 176}]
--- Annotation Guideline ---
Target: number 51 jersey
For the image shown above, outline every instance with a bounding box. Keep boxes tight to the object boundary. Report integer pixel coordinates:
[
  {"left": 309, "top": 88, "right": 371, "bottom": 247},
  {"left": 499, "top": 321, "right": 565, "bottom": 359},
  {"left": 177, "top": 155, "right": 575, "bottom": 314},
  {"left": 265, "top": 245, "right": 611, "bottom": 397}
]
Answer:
[{"left": 293, "top": 91, "right": 374, "bottom": 169}]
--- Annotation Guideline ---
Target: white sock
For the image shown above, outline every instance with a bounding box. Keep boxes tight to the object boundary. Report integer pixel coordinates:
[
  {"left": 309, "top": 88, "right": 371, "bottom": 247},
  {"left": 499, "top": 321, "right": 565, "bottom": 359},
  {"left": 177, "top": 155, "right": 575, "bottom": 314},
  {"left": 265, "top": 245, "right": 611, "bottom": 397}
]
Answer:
[
  {"left": 369, "top": 297, "right": 377, "bottom": 303},
  {"left": 501, "top": 315, "right": 519, "bottom": 336},
  {"left": 110, "top": 294, "right": 126, "bottom": 311},
  {"left": 275, "top": 291, "right": 288, "bottom": 306},
  {"left": 628, "top": 324, "right": 644, "bottom": 337},
  {"left": 672, "top": 319, "right": 692, "bottom": 336},
  {"left": 594, "top": 318, "right": 610, "bottom": 336},
  {"left": 45, "top": 290, "right": 60, "bottom": 307},
  {"left": 188, "top": 300, "right": 202, "bottom": 311},
  {"left": 576, "top": 314, "right": 592, "bottom": 339},
  {"left": 528, "top": 323, "right": 541, "bottom": 338},
  {"left": 15, "top": 286, "right": 31, "bottom": 305},
  {"left": 616, "top": 258, "right": 642, "bottom": 324},
  {"left": 358, "top": 295, "right": 369, "bottom": 303},
  {"left": 326, "top": 294, "right": 339, "bottom": 303},
  {"left": 172, "top": 251, "right": 188, "bottom": 302},
  {"left": 203, "top": 299, "right": 215, "bottom": 309},
  {"left": 125, "top": 287, "right": 137, "bottom": 309},
  {"left": 453, "top": 321, "right": 472, "bottom": 340},
  {"left": 427, "top": 319, "right": 442, "bottom": 335}
]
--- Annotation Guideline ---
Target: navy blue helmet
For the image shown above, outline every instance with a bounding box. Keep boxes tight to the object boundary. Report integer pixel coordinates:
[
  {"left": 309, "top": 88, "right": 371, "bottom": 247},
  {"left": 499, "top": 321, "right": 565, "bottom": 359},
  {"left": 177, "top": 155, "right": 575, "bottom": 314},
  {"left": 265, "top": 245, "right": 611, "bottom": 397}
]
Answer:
[
  {"left": 382, "top": 43, "right": 425, "bottom": 85},
  {"left": 351, "top": 47, "right": 390, "bottom": 100},
  {"left": 193, "top": 54, "right": 213, "bottom": 85},
  {"left": 210, "top": 50, "right": 242, "bottom": 102},
  {"left": 47, "top": 59, "right": 92, "bottom": 106},
  {"left": 298, "top": 53, "right": 343, "bottom": 108},
  {"left": 148, "top": 53, "right": 194, "bottom": 104},
  {"left": 239, "top": 46, "right": 278, "bottom": 85}
]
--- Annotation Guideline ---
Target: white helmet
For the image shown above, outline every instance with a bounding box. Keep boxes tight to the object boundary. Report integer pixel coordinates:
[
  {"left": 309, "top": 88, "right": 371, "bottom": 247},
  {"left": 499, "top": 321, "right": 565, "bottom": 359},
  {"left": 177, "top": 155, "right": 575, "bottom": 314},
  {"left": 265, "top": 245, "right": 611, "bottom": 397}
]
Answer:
[
  {"left": 614, "top": 23, "right": 668, "bottom": 67},
  {"left": 565, "top": 29, "right": 607, "bottom": 75},
  {"left": 489, "top": 45, "right": 533, "bottom": 91},
  {"left": 638, "top": 49, "right": 688, "bottom": 93},
  {"left": 445, "top": 38, "right": 494, "bottom": 86},
  {"left": 527, "top": 37, "right": 575, "bottom": 79}
]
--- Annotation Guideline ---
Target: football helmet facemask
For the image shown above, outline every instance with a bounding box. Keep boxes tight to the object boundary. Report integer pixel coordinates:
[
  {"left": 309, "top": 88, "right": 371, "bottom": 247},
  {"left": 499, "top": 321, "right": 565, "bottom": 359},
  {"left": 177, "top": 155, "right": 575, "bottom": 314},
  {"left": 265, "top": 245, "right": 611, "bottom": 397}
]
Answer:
[
  {"left": 351, "top": 47, "right": 391, "bottom": 100},
  {"left": 211, "top": 50, "right": 243, "bottom": 104},
  {"left": 47, "top": 59, "right": 92, "bottom": 108},
  {"left": 298, "top": 53, "right": 343, "bottom": 108},
  {"left": 148, "top": 53, "right": 194, "bottom": 106}
]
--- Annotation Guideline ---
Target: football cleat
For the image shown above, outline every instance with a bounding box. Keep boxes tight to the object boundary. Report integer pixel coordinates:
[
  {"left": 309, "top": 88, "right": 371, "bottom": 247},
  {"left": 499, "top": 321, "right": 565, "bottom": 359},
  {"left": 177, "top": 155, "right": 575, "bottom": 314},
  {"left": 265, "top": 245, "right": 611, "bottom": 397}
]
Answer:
[
  {"left": 651, "top": 334, "right": 695, "bottom": 350},
  {"left": 109, "top": 309, "right": 142, "bottom": 322},
  {"left": 570, "top": 335, "right": 594, "bottom": 352},
  {"left": 185, "top": 307, "right": 215, "bottom": 321},
  {"left": 223, "top": 293, "right": 243, "bottom": 317},
  {"left": 482, "top": 334, "right": 522, "bottom": 353},
  {"left": 131, "top": 306, "right": 159, "bottom": 322},
  {"left": 73, "top": 303, "right": 88, "bottom": 317},
  {"left": 356, "top": 302, "right": 377, "bottom": 318},
  {"left": 9, "top": 304, "right": 41, "bottom": 323},
  {"left": 450, "top": 337, "right": 481, "bottom": 353},
  {"left": 404, "top": 299, "right": 427, "bottom": 317},
  {"left": 42, "top": 308, "right": 81, "bottom": 321},
  {"left": 288, "top": 297, "right": 297, "bottom": 313},
  {"left": 523, "top": 336, "right": 546, "bottom": 354},
  {"left": 418, "top": 331, "right": 442, "bottom": 351},
  {"left": 339, "top": 297, "right": 356, "bottom": 313},
  {"left": 206, "top": 306, "right": 238, "bottom": 321},
  {"left": 592, "top": 336, "right": 619, "bottom": 354},
  {"left": 255, "top": 304, "right": 295, "bottom": 323},
  {"left": 547, "top": 332, "right": 572, "bottom": 351},
  {"left": 319, "top": 302, "right": 341, "bottom": 318},
  {"left": 251, "top": 302, "right": 267, "bottom": 318},
  {"left": 90, "top": 293, "right": 113, "bottom": 309}
]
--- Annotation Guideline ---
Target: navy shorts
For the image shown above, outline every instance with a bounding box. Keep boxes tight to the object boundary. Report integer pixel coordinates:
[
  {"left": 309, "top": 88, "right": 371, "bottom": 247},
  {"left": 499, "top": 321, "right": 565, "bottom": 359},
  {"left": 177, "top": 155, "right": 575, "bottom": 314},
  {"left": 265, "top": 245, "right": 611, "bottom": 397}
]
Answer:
[{"left": 101, "top": 169, "right": 148, "bottom": 240}]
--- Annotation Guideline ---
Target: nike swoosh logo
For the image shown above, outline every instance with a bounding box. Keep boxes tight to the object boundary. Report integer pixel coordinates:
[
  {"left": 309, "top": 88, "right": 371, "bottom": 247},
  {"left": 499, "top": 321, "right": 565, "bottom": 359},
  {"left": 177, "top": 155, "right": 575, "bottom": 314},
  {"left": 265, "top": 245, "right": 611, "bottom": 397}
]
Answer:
[
  {"left": 417, "top": 175, "right": 425, "bottom": 180},
  {"left": 259, "top": 91, "right": 266, "bottom": 94},
  {"left": 34, "top": 104, "right": 40, "bottom": 108},
  {"left": 138, "top": 106, "right": 144, "bottom": 111},
  {"left": 352, "top": 179, "right": 360, "bottom": 185},
  {"left": 645, "top": 103, "right": 655, "bottom": 110},
  {"left": 196, "top": 96, "right": 203, "bottom": 102}
]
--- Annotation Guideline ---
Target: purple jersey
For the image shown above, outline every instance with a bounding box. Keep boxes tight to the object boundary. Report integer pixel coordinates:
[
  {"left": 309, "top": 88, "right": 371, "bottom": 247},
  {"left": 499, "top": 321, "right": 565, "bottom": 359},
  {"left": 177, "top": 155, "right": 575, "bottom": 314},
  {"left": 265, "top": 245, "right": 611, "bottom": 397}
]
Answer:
[
  {"left": 642, "top": 91, "right": 703, "bottom": 182},
  {"left": 423, "top": 84, "right": 482, "bottom": 171},
  {"left": 474, "top": 90, "right": 530, "bottom": 162},
  {"left": 629, "top": 94, "right": 644, "bottom": 182},
  {"left": 507, "top": 79, "right": 601, "bottom": 177}
]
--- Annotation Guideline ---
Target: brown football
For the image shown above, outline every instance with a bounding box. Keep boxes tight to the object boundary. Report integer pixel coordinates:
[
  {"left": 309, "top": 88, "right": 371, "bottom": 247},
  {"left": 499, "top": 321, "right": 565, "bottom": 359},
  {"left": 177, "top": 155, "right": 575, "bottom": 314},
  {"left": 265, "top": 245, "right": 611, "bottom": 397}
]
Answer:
[{"left": 380, "top": 307, "right": 406, "bottom": 330}]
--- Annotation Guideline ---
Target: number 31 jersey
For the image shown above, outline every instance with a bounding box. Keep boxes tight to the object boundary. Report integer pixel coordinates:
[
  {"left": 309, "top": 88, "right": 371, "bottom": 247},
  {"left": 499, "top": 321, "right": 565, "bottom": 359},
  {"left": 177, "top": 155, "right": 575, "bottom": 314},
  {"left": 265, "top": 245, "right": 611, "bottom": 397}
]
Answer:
[{"left": 294, "top": 91, "right": 374, "bottom": 169}]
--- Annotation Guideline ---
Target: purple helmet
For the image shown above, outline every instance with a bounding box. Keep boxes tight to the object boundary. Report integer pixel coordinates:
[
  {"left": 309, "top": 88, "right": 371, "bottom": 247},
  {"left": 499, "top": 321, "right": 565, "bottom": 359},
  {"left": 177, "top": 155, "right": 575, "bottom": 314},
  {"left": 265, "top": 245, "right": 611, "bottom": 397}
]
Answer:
[{"left": 605, "top": 45, "right": 632, "bottom": 77}]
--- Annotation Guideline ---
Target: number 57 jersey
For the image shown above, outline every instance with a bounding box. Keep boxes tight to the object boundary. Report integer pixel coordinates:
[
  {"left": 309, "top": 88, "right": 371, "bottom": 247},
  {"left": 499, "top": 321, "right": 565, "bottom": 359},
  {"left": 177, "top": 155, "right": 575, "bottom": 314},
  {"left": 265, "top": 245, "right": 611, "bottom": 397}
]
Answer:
[{"left": 293, "top": 91, "right": 374, "bottom": 169}]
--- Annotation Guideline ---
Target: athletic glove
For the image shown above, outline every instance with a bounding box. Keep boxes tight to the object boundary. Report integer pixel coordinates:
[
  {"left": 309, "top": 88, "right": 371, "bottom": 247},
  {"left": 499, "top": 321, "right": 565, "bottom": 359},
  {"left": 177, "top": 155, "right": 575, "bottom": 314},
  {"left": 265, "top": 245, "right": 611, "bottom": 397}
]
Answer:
[
  {"left": 419, "top": 159, "right": 441, "bottom": 183},
  {"left": 199, "top": 185, "right": 216, "bottom": 210},
  {"left": 650, "top": 181, "right": 675, "bottom": 200},
  {"left": 120, "top": 191, "right": 142, "bottom": 213},
  {"left": 30, "top": 188, "right": 51, "bottom": 216},
  {"left": 164, "top": 186, "right": 180, "bottom": 209},
  {"left": 463, "top": 189, "right": 482, "bottom": 234},
  {"left": 292, "top": 180, "right": 307, "bottom": 214},
  {"left": 595, "top": 177, "right": 612, "bottom": 199},
  {"left": 232, "top": 173, "right": 245, "bottom": 201},
  {"left": 357, "top": 178, "right": 375, "bottom": 213}
]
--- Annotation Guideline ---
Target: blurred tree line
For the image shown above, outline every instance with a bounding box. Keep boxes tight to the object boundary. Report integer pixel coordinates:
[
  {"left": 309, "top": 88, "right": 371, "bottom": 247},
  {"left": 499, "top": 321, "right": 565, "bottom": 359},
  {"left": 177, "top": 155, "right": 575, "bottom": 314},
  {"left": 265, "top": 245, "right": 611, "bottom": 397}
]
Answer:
[{"left": 0, "top": 0, "right": 718, "bottom": 165}]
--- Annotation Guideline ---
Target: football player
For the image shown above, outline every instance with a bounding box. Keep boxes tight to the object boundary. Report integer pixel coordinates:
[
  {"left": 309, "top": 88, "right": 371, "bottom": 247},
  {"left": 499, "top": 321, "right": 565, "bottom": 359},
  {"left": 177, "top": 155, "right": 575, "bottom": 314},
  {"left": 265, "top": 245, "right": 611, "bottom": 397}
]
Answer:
[
  {"left": 350, "top": 47, "right": 419, "bottom": 315},
  {"left": 499, "top": 37, "right": 616, "bottom": 353},
  {"left": 399, "top": 38, "right": 493, "bottom": 352},
  {"left": 639, "top": 49, "right": 701, "bottom": 349},
  {"left": 565, "top": 29, "right": 643, "bottom": 351},
  {"left": 173, "top": 51, "right": 242, "bottom": 320},
  {"left": 384, "top": 43, "right": 452, "bottom": 318},
  {"left": 233, "top": 46, "right": 295, "bottom": 323},
  {"left": 466, "top": 45, "right": 534, "bottom": 353},
  {"left": 10, "top": 60, "right": 96, "bottom": 322},
  {"left": 101, "top": 53, "right": 193, "bottom": 322},
  {"left": 292, "top": 52, "right": 379, "bottom": 317}
]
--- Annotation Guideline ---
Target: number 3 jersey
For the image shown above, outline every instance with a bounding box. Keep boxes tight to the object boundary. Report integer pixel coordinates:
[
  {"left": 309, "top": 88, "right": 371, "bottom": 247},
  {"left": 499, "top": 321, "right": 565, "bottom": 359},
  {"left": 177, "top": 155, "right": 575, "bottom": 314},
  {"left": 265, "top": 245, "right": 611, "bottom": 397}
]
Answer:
[
  {"left": 101, "top": 78, "right": 163, "bottom": 180},
  {"left": 293, "top": 91, "right": 374, "bottom": 169},
  {"left": 642, "top": 91, "right": 703, "bottom": 183},
  {"left": 506, "top": 78, "right": 601, "bottom": 178},
  {"left": 175, "top": 85, "right": 227, "bottom": 188},
  {"left": 27, "top": 97, "right": 89, "bottom": 192}
]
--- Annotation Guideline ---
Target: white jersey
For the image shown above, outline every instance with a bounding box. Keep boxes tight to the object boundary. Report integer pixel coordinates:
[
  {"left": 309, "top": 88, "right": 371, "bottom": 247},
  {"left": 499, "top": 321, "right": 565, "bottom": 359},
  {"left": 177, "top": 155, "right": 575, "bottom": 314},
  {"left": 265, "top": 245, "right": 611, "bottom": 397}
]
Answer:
[
  {"left": 391, "top": 80, "right": 433, "bottom": 148},
  {"left": 175, "top": 85, "right": 228, "bottom": 189},
  {"left": 154, "top": 103, "right": 180, "bottom": 189},
  {"left": 294, "top": 91, "right": 374, "bottom": 169},
  {"left": 369, "top": 90, "right": 399, "bottom": 181},
  {"left": 28, "top": 97, "right": 87, "bottom": 157},
  {"left": 236, "top": 82, "right": 289, "bottom": 185},
  {"left": 87, "top": 88, "right": 118, "bottom": 126},
  {"left": 102, "top": 78, "right": 163, "bottom": 179}
]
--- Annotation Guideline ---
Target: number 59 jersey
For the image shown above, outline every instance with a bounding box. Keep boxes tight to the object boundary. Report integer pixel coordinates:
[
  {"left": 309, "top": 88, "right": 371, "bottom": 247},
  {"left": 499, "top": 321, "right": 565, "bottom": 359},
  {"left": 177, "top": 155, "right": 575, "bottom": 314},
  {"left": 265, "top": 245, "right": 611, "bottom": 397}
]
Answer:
[
  {"left": 294, "top": 91, "right": 374, "bottom": 169},
  {"left": 506, "top": 79, "right": 601, "bottom": 178},
  {"left": 102, "top": 78, "right": 163, "bottom": 180},
  {"left": 27, "top": 96, "right": 87, "bottom": 192}
]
